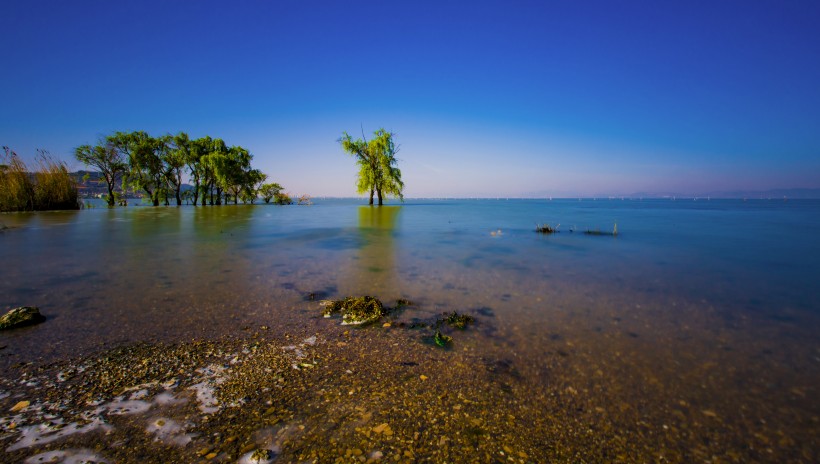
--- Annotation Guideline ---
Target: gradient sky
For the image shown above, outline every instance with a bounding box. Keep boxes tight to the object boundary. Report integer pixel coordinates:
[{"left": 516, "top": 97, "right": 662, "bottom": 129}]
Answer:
[{"left": 2, "top": 0, "right": 819, "bottom": 197}]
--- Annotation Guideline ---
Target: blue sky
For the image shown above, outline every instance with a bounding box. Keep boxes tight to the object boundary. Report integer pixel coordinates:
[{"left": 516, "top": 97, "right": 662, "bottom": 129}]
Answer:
[{"left": 2, "top": 0, "right": 819, "bottom": 197}]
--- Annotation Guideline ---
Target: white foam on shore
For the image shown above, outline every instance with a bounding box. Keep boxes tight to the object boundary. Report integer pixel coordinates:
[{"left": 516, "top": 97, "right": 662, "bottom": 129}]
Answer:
[
  {"left": 189, "top": 381, "right": 219, "bottom": 414},
  {"left": 7, "top": 418, "right": 110, "bottom": 452},
  {"left": 189, "top": 364, "right": 228, "bottom": 414},
  {"left": 104, "top": 398, "right": 153, "bottom": 415},
  {"left": 146, "top": 417, "right": 193, "bottom": 446},
  {"left": 5, "top": 388, "right": 189, "bottom": 452},
  {"left": 283, "top": 335, "right": 320, "bottom": 360},
  {"left": 154, "top": 391, "right": 186, "bottom": 406},
  {"left": 24, "top": 448, "right": 110, "bottom": 464},
  {"left": 129, "top": 389, "right": 150, "bottom": 400},
  {"left": 237, "top": 449, "right": 277, "bottom": 464}
]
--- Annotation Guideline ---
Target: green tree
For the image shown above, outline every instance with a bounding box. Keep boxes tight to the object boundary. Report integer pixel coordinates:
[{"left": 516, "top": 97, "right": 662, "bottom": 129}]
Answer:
[
  {"left": 165, "top": 132, "right": 190, "bottom": 206},
  {"left": 199, "top": 139, "right": 229, "bottom": 205},
  {"left": 340, "top": 132, "right": 376, "bottom": 204},
  {"left": 242, "top": 169, "right": 267, "bottom": 204},
  {"left": 187, "top": 136, "right": 213, "bottom": 206},
  {"left": 371, "top": 129, "right": 404, "bottom": 204},
  {"left": 217, "top": 146, "right": 253, "bottom": 205},
  {"left": 74, "top": 140, "right": 127, "bottom": 207},
  {"left": 258, "top": 182, "right": 284, "bottom": 204},
  {"left": 339, "top": 128, "right": 404, "bottom": 205},
  {"left": 108, "top": 131, "right": 166, "bottom": 206}
]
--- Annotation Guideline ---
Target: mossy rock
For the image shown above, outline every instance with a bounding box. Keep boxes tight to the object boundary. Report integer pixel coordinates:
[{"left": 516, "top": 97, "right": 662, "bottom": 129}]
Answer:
[
  {"left": 0, "top": 306, "right": 46, "bottom": 330},
  {"left": 322, "top": 296, "right": 386, "bottom": 325}
]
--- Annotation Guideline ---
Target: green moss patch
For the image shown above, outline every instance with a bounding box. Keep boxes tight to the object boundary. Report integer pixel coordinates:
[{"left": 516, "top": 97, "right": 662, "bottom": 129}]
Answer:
[{"left": 322, "top": 296, "right": 386, "bottom": 325}]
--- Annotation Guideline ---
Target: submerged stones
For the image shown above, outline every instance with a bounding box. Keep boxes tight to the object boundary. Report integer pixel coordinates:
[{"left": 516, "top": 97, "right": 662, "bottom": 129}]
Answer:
[
  {"left": 321, "top": 296, "right": 386, "bottom": 325},
  {"left": 431, "top": 312, "right": 475, "bottom": 348},
  {"left": 437, "top": 312, "right": 475, "bottom": 330},
  {"left": 0, "top": 306, "right": 46, "bottom": 330},
  {"left": 319, "top": 297, "right": 478, "bottom": 348}
]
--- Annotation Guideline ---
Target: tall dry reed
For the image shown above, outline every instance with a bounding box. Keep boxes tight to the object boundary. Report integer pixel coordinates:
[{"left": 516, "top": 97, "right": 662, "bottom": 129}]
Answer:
[{"left": 1, "top": 147, "right": 80, "bottom": 212}]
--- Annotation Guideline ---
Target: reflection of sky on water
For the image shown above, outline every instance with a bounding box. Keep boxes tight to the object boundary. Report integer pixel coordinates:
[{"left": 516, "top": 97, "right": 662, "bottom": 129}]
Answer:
[
  {"left": 2, "top": 199, "right": 819, "bottom": 455},
  {"left": 2, "top": 200, "right": 819, "bottom": 379}
]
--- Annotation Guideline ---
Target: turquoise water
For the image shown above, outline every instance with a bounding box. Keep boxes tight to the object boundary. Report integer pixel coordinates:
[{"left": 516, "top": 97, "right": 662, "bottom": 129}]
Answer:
[
  {"left": 2, "top": 198, "right": 819, "bottom": 359},
  {"left": 2, "top": 198, "right": 819, "bottom": 458}
]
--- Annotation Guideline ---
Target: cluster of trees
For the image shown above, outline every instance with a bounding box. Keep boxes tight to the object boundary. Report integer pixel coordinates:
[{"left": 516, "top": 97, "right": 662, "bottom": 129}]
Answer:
[
  {"left": 9, "top": 127, "right": 404, "bottom": 211},
  {"left": 75, "top": 131, "right": 286, "bottom": 207},
  {"left": 339, "top": 128, "right": 403, "bottom": 205}
]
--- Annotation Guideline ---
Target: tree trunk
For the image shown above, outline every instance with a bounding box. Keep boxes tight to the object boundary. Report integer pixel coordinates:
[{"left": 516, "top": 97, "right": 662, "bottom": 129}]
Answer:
[
  {"left": 216, "top": 188, "right": 223, "bottom": 205},
  {"left": 106, "top": 183, "right": 115, "bottom": 207},
  {"left": 145, "top": 188, "right": 159, "bottom": 206},
  {"left": 192, "top": 183, "right": 199, "bottom": 207},
  {"left": 369, "top": 189, "right": 374, "bottom": 205},
  {"left": 175, "top": 187, "right": 182, "bottom": 206},
  {"left": 377, "top": 188, "right": 383, "bottom": 206}
]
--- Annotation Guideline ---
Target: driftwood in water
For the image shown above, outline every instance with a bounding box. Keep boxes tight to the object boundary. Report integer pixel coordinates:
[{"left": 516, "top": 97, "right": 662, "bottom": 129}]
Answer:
[
  {"left": 584, "top": 223, "right": 618, "bottom": 236},
  {"left": 536, "top": 222, "right": 619, "bottom": 236},
  {"left": 535, "top": 223, "right": 559, "bottom": 234}
]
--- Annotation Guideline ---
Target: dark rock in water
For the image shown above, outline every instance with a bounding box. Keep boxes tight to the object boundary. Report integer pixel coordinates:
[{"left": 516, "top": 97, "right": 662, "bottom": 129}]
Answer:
[{"left": 0, "top": 306, "right": 46, "bottom": 330}]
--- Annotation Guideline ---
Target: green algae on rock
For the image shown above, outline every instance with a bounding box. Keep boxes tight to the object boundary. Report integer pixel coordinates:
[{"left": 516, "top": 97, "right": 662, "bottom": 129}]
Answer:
[
  {"left": 321, "top": 296, "right": 386, "bottom": 325},
  {"left": 437, "top": 311, "right": 475, "bottom": 330},
  {"left": 0, "top": 306, "right": 46, "bottom": 330},
  {"left": 434, "top": 329, "right": 453, "bottom": 347}
]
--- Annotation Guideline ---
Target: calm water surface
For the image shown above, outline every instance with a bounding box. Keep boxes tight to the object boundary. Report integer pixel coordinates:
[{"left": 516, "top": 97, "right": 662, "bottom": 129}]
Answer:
[{"left": 1, "top": 198, "right": 819, "bottom": 457}]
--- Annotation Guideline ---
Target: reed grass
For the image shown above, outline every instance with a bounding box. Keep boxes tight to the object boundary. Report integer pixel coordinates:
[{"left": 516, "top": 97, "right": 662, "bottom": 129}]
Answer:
[{"left": 1, "top": 147, "right": 80, "bottom": 212}]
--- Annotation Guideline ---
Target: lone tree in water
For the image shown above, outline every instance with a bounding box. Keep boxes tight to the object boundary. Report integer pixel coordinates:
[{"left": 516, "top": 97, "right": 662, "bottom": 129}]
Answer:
[
  {"left": 74, "top": 140, "right": 128, "bottom": 207},
  {"left": 339, "top": 128, "right": 403, "bottom": 205}
]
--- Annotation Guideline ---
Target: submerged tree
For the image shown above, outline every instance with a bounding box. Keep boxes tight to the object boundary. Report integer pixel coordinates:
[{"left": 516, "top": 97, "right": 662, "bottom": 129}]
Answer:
[
  {"left": 165, "top": 132, "right": 190, "bottom": 206},
  {"left": 339, "top": 128, "right": 403, "bottom": 205},
  {"left": 108, "top": 131, "right": 166, "bottom": 206},
  {"left": 371, "top": 129, "right": 403, "bottom": 204},
  {"left": 77, "top": 130, "right": 273, "bottom": 207},
  {"left": 74, "top": 140, "right": 127, "bottom": 207},
  {"left": 258, "top": 182, "right": 284, "bottom": 203}
]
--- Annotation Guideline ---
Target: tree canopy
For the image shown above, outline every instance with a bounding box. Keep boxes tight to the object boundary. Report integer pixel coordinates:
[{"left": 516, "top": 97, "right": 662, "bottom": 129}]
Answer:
[
  {"left": 339, "top": 128, "right": 403, "bottom": 205},
  {"left": 74, "top": 140, "right": 127, "bottom": 207},
  {"left": 75, "top": 130, "right": 288, "bottom": 207}
]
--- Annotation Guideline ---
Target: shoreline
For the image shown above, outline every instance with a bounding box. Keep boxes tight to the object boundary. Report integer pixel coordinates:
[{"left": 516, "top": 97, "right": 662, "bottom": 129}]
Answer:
[{"left": 2, "top": 318, "right": 817, "bottom": 463}]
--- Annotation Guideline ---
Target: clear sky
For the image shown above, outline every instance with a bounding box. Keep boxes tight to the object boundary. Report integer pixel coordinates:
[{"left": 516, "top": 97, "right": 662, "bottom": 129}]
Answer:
[{"left": 2, "top": 0, "right": 819, "bottom": 197}]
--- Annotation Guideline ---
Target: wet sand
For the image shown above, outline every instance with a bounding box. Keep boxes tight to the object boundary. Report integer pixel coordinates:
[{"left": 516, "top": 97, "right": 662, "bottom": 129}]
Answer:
[{"left": 2, "top": 298, "right": 817, "bottom": 463}]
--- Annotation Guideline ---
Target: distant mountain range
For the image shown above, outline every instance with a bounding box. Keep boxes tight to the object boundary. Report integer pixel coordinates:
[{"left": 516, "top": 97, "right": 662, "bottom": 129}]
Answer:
[{"left": 71, "top": 171, "right": 192, "bottom": 198}]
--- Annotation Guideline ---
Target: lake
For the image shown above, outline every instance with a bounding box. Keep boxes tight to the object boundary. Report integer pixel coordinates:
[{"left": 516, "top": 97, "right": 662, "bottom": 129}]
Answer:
[{"left": 1, "top": 198, "right": 818, "bottom": 461}]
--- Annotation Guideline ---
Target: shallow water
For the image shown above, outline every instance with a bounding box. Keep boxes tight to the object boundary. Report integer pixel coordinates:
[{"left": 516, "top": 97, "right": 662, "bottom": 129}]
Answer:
[{"left": 1, "top": 199, "right": 819, "bottom": 459}]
